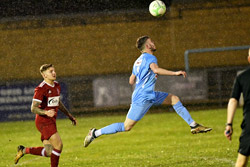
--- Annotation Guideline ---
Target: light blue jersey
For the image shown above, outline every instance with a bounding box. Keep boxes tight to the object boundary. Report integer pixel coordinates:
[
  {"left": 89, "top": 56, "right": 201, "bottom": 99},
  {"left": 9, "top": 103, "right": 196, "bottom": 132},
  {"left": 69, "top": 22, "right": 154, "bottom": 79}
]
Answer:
[
  {"left": 99, "top": 52, "right": 194, "bottom": 134},
  {"left": 131, "top": 53, "right": 158, "bottom": 103}
]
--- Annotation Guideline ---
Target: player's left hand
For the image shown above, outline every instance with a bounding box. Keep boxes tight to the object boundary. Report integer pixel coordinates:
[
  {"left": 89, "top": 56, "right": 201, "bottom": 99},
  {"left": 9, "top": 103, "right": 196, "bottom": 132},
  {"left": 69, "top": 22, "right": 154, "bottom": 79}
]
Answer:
[
  {"left": 69, "top": 116, "right": 77, "bottom": 126},
  {"left": 175, "top": 71, "right": 187, "bottom": 78}
]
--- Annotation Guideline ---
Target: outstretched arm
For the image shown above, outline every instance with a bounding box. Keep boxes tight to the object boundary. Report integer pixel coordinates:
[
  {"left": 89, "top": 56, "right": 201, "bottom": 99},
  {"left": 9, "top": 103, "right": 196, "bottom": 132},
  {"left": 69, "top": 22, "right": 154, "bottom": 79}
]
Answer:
[
  {"left": 224, "top": 98, "right": 238, "bottom": 141},
  {"left": 150, "top": 63, "right": 187, "bottom": 78},
  {"left": 59, "top": 100, "right": 77, "bottom": 125}
]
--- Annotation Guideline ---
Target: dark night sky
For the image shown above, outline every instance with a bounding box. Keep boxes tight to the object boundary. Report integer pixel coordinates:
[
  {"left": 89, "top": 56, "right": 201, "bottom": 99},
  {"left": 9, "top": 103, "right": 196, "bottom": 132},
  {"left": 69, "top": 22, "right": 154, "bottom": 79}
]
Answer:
[{"left": 0, "top": 0, "right": 173, "bottom": 17}]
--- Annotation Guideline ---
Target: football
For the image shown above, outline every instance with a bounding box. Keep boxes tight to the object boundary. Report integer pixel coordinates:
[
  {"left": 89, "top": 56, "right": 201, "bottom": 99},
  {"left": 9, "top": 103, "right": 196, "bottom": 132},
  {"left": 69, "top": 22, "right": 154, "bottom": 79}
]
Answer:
[{"left": 149, "top": 0, "right": 166, "bottom": 17}]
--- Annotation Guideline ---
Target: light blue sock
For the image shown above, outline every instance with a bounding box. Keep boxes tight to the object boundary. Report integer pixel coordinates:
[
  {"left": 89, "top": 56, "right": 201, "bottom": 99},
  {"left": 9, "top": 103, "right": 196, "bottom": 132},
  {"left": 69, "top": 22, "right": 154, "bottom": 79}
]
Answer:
[
  {"left": 172, "top": 101, "right": 194, "bottom": 125},
  {"left": 100, "top": 122, "right": 125, "bottom": 135}
]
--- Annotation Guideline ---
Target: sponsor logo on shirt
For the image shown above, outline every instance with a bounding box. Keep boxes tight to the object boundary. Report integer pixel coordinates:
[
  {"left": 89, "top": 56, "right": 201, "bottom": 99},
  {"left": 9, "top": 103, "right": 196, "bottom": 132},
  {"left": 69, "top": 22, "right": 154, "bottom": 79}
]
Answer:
[
  {"left": 48, "top": 96, "right": 60, "bottom": 107},
  {"left": 135, "top": 59, "right": 142, "bottom": 66}
]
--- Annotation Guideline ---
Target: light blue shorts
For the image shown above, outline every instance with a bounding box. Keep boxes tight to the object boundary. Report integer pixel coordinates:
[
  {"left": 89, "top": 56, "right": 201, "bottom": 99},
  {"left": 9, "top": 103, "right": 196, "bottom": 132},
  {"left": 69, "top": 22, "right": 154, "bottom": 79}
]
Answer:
[{"left": 127, "top": 91, "right": 168, "bottom": 121}]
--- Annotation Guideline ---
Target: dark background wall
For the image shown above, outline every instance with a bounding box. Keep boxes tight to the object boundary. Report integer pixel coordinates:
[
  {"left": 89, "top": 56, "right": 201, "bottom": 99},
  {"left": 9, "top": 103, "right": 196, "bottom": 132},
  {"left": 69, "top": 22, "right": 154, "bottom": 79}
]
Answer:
[
  {"left": 1, "top": 0, "right": 249, "bottom": 120},
  {"left": 0, "top": 0, "right": 250, "bottom": 81},
  {"left": 0, "top": 0, "right": 172, "bottom": 17}
]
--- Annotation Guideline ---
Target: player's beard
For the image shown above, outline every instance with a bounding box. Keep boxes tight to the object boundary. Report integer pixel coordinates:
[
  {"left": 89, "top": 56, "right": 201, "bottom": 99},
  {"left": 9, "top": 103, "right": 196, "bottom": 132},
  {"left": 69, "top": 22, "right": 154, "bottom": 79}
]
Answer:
[
  {"left": 149, "top": 44, "right": 156, "bottom": 52},
  {"left": 150, "top": 46, "right": 156, "bottom": 52},
  {"left": 151, "top": 48, "right": 156, "bottom": 52}
]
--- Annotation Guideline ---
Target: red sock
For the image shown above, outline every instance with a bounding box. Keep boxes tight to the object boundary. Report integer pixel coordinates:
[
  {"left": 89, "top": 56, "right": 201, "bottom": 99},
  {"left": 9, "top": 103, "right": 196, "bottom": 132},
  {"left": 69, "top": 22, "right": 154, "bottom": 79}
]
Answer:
[
  {"left": 25, "top": 147, "right": 47, "bottom": 157},
  {"left": 51, "top": 148, "right": 61, "bottom": 167}
]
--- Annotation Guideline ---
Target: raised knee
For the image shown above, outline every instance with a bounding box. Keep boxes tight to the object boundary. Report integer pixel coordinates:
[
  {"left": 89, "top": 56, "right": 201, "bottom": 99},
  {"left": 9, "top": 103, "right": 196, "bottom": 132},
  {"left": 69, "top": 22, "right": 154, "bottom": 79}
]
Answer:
[
  {"left": 172, "top": 95, "right": 180, "bottom": 105},
  {"left": 173, "top": 95, "right": 180, "bottom": 101}
]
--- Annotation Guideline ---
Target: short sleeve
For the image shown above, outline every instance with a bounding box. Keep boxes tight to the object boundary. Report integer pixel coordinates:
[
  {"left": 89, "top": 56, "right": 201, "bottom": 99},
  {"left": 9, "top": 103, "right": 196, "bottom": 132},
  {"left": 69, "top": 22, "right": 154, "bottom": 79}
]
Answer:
[
  {"left": 147, "top": 55, "right": 157, "bottom": 66},
  {"left": 132, "top": 57, "right": 143, "bottom": 75},
  {"left": 231, "top": 77, "right": 242, "bottom": 101},
  {"left": 132, "top": 67, "right": 136, "bottom": 75},
  {"left": 33, "top": 87, "right": 45, "bottom": 103}
]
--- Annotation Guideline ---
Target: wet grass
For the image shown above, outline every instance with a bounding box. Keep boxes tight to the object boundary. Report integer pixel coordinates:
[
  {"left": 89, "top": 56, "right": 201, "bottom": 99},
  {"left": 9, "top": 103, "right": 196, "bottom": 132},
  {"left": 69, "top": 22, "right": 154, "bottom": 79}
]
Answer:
[{"left": 0, "top": 108, "right": 244, "bottom": 167}]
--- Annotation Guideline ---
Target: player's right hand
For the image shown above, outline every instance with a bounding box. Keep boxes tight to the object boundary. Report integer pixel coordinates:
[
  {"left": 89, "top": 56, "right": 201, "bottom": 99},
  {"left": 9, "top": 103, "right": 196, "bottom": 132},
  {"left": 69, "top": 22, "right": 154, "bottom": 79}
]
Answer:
[
  {"left": 175, "top": 71, "right": 187, "bottom": 78},
  {"left": 224, "top": 126, "right": 233, "bottom": 141},
  {"left": 45, "top": 109, "right": 55, "bottom": 117}
]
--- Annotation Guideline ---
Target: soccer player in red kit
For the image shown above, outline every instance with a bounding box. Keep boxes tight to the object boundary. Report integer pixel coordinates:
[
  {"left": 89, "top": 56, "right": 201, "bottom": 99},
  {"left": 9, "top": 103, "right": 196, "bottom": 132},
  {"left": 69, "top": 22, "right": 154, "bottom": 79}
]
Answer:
[{"left": 14, "top": 64, "right": 77, "bottom": 167}]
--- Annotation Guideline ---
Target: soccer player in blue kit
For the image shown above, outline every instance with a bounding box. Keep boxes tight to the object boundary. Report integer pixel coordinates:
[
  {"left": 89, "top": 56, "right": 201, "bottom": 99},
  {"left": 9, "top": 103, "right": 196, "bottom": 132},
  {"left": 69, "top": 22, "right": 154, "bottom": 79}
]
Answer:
[{"left": 84, "top": 36, "right": 212, "bottom": 147}]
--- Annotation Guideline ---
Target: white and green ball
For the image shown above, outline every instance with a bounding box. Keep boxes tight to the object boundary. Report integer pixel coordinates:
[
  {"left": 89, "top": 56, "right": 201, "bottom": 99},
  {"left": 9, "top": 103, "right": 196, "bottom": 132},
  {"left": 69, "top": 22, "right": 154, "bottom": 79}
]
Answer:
[{"left": 149, "top": 0, "right": 166, "bottom": 17}]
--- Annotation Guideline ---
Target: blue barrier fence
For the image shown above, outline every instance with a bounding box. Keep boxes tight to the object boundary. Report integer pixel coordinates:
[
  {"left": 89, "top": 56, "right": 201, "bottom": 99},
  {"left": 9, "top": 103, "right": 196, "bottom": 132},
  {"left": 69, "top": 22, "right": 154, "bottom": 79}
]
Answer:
[{"left": 0, "top": 81, "right": 68, "bottom": 122}]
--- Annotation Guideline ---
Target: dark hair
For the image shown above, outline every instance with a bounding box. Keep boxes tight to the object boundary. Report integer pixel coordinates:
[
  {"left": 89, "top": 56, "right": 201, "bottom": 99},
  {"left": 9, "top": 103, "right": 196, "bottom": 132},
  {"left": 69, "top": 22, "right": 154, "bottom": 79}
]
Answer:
[
  {"left": 136, "top": 36, "right": 150, "bottom": 51},
  {"left": 40, "top": 64, "right": 53, "bottom": 73}
]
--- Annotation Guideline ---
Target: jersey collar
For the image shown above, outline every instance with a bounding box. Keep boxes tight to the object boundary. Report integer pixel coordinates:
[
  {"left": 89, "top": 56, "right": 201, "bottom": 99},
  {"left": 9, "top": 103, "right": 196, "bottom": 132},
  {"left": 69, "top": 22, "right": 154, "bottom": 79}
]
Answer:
[{"left": 43, "top": 81, "right": 55, "bottom": 87}]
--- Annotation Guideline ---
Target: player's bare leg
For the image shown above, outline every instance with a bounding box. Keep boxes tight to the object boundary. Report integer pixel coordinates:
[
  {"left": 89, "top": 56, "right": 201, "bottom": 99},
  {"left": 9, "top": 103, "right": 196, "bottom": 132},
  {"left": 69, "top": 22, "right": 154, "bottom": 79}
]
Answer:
[
  {"left": 235, "top": 153, "right": 249, "bottom": 167},
  {"left": 49, "top": 132, "right": 63, "bottom": 167},
  {"left": 162, "top": 93, "right": 179, "bottom": 106},
  {"left": 43, "top": 140, "right": 53, "bottom": 157},
  {"left": 124, "top": 117, "right": 137, "bottom": 131},
  {"left": 49, "top": 133, "right": 63, "bottom": 150},
  {"left": 163, "top": 93, "right": 212, "bottom": 134}
]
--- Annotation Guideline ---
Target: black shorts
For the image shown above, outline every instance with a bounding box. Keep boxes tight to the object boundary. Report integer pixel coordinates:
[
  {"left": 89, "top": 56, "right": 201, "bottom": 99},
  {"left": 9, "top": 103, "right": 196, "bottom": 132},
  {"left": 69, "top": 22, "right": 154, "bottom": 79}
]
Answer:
[{"left": 238, "top": 131, "right": 250, "bottom": 156}]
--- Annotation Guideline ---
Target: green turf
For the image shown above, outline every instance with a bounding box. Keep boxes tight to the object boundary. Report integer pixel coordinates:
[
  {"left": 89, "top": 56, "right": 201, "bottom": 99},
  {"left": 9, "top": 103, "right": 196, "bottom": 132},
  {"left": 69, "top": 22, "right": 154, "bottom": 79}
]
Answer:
[{"left": 0, "top": 108, "right": 246, "bottom": 167}]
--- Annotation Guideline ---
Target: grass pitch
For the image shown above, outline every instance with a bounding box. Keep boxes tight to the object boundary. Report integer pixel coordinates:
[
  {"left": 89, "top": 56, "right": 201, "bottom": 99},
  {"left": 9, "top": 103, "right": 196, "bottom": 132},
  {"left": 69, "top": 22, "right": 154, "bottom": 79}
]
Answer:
[{"left": 0, "top": 108, "right": 244, "bottom": 167}]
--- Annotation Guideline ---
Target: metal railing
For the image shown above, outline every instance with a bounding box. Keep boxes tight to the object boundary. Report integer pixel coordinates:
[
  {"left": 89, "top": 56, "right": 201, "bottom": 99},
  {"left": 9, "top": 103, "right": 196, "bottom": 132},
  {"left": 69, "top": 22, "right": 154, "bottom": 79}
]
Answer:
[{"left": 184, "top": 45, "right": 250, "bottom": 72}]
